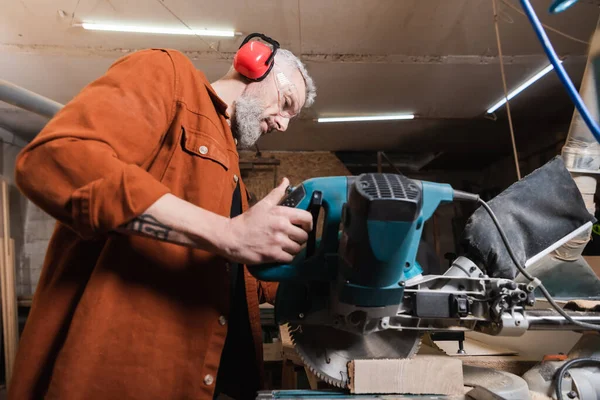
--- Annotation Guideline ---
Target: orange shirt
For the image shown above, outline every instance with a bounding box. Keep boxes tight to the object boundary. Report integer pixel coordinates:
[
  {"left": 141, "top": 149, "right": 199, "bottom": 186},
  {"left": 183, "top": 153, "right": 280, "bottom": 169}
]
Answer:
[{"left": 11, "top": 49, "right": 278, "bottom": 400}]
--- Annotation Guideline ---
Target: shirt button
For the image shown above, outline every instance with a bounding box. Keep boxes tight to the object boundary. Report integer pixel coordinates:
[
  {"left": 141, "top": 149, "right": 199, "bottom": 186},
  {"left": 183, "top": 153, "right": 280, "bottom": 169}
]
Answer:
[
  {"left": 234, "top": 138, "right": 238, "bottom": 145},
  {"left": 218, "top": 315, "right": 227, "bottom": 326},
  {"left": 199, "top": 145, "right": 208, "bottom": 155},
  {"left": 204, "top": 374, "right": 214, "bottom": 386},
  {"left": 233, "top": 174, "right": 239, "bottom": 183}
]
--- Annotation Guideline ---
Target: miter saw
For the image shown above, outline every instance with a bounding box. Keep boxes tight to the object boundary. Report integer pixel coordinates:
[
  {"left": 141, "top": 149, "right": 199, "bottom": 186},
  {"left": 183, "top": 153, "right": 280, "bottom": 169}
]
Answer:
[
  {"left": 250, "top": 159, "right": 600, "bottom": 394},
  {"left": 247, "top": 0, "right": 600, "bottom": 396}
]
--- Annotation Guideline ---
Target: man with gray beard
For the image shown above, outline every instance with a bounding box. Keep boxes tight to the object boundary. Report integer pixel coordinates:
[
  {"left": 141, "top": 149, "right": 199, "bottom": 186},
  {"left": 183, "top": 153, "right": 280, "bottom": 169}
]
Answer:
[
  {"left": 207, "top": 37, "right": 318, "bottom": 399},
  {"left": 12, "top": 34, "right": 316, "bottom": 400},
  {"left": 216, "top": 48, "right": 316, "bottom": 150}
]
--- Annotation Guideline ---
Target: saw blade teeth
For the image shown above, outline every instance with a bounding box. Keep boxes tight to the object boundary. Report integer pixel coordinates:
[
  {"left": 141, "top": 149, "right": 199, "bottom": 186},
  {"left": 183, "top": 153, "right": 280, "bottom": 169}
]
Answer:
[
  {"left": 297, "top": 349, "right": 346, "bottom": 388},
  {"left": 306, "top": 359, "right": 344, "bottom": 388},
  {"left": 289, "top": 324, "right": 347, "bottom": 388}
]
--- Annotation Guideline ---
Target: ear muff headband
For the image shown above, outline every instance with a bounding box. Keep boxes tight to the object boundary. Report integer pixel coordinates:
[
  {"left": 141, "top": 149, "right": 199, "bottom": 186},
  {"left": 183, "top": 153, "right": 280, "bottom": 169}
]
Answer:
[{"left": 234, "top": 33, "right": 280, "bottom": 82}]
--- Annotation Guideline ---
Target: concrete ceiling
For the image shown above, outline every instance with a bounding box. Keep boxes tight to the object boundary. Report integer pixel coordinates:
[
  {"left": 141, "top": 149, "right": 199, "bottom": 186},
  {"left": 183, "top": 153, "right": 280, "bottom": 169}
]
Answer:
[{"left": 1, "top": 0, "right": 599, "bottom": 164}]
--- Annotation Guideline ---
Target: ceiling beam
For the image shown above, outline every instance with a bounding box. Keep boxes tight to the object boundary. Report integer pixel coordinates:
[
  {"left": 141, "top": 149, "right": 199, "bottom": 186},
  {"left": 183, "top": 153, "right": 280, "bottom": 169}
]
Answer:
[
  {"left": 0, "top": 44, "right": 587, "bottom": 65},
  {"left": 302, "top": 54, "right": 587, "bottom": 65}
]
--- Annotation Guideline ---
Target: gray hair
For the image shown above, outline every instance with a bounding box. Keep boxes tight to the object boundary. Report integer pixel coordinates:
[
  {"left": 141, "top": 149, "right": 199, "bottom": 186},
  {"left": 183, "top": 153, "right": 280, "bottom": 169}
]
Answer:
[{"left": 274, "top": 49, "right": 316, "bottom": 108}]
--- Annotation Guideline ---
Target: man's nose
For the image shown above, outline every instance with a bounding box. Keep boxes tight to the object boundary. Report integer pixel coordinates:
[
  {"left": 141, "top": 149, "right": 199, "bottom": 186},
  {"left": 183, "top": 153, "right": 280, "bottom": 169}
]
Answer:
[{"left": 274, "top": 116, "right": 290, "bottom": 132}]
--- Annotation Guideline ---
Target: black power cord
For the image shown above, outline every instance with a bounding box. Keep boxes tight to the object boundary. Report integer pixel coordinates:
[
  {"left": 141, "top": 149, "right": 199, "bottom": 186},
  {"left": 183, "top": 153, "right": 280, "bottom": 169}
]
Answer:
[{"left": 554, "top": 357, "right": 600, "bottom": 400}]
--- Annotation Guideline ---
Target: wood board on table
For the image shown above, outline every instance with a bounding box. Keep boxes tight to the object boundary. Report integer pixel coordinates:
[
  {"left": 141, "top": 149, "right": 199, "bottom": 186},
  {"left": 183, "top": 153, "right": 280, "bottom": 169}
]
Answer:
[{"left": 349, "top": 356, "right": 465, "bottom": 395}]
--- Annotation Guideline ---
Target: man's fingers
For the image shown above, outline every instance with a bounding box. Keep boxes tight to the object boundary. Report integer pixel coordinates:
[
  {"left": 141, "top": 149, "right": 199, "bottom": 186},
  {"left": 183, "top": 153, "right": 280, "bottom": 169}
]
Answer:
[
  {"left": 286, "top": 225, "right": 309, "bottom": 244},
  {"left": 272, "top": 250, "right": 294, "bottom": 264},
  {"left": 262, "top": 177, "right": 290, "bottom": 205},
  {"left": 277, "top": 207, "right": 313, "bottom": 232},
  {"left": 281, "top": 238, "right": 302, "bottom": 255}
]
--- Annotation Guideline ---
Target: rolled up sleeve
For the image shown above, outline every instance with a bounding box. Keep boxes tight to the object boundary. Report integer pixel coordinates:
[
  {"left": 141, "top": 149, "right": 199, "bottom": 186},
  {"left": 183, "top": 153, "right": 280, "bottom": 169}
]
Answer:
[{"left": 15, "top": 49, "right": 175, "bottom": 239}]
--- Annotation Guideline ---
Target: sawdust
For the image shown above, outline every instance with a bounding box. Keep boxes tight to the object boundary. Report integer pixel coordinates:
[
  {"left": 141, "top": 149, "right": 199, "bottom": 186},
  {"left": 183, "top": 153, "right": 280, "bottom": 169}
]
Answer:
[
  {"left": 465, "top": 370, "right": 512, "bottom": 389},
  {"left": 530, "top": 391, "right": 553, "bottom": 400},
  {"left": 565, "top": 299, "right": 600, "bottom": 311}
]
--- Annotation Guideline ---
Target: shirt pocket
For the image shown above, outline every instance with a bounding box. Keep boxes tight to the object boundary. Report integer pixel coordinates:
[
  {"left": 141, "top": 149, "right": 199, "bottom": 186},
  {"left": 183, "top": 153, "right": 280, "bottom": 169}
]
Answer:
[
  {"left": 182, "top": 126, "right": 230, "bottom": 171},
  {"left": 160, "top": 111, "right": 231, "bottom": 215}
]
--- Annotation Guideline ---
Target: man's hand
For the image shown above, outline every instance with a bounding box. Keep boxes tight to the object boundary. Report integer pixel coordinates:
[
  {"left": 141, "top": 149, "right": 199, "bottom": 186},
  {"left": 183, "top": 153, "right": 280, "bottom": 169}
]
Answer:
[
  {"left": 221, "top": 178, "right": 313, "bottom": 265},
  {"left": 115, "top": 177, "right": 313, "bottom": 265}
]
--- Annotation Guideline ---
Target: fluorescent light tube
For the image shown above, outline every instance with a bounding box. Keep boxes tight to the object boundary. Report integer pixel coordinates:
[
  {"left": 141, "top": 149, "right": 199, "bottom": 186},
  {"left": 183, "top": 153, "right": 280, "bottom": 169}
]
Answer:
[
  {"left": 81, "top": 23, "right": 236, "bottom": 37},
  {"left": 487, "top": 62, "right": 561, "bottom": 114},
  {"left": 317, "top": 114, "right": 415, "bottom": 123}
]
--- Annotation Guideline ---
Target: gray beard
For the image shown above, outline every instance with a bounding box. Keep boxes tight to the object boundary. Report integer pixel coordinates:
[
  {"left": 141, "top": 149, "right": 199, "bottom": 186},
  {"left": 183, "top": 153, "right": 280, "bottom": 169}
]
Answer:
[{"left": 231, "top": 94, "right": 264, "bottom": 149}]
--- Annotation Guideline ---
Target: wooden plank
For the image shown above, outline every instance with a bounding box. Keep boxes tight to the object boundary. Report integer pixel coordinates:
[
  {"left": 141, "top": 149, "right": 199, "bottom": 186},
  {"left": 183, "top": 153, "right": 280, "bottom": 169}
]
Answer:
[
  {"left": 279, "top": 324, "right": 303, "bottom": 366},
  {"left": 0, "top": 179, "right": 18, "bottom": 388},
  {"left": 0, "top": 182, "right": 8, "bottom": 381},
  {"left": 263, "top": 342, "right": 283, "bottom": 362},
  {"left": 0, "top": 238, "right": 8, "bottom": 386},
  {"left": 349, "top": 356, "right": 464, "bottom": 395},
  {"left": 281, "top": 361, "right": 297, "bottom": 390},
  {"left": 432, "top": 335, "right": 536, "bottom": 376},
  {"left": 7, "top": 239, "right": 18, "bottom": 377},
  {"left": 434, "top": 338, "right": 518, "bottom": 357},
  {"left": 304, "top": 367, "right": 319, "bottom": 390},
  {"left": 459, "top": 356, "right": 537, "bottom": 376}
]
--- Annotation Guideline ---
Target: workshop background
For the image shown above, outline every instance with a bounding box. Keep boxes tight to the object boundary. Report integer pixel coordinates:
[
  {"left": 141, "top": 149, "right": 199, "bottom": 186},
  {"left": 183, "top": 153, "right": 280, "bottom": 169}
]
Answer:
[{"left": 1, "top": 0, "right": 600, "bottom": 394}]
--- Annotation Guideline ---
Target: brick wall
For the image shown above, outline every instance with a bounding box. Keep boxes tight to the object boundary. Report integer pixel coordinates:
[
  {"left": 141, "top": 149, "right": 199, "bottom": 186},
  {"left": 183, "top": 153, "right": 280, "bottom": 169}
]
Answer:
[{"left": 240, "top": 151, "right": 352, "bottom": 200}]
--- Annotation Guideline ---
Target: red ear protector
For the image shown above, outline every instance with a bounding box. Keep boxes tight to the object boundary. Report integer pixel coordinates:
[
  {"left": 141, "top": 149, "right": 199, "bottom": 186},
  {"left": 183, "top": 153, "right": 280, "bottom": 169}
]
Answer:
[{"left": 233, "top": 33, "right": 280, "bottom": 82}]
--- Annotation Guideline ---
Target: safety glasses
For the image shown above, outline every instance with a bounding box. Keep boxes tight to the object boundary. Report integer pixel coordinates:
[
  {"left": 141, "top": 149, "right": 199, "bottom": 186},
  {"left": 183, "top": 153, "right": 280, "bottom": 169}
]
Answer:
[{"left": 272, "top": 67, "right": 302, "bottom": 119}]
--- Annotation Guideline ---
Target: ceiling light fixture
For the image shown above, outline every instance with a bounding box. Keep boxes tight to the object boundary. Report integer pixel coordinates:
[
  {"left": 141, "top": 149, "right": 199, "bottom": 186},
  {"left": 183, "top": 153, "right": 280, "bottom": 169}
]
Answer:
[
  {"left": 80, "top": 22, "right": 237, "bottom": 37},
  {"left": 486, "top": 61, "right": 562, "bottom": 114},
  {"left": 549, "top": 0, "right": 578, "bottom": 13},
  {"left": 317, "top": 114, "right": 415, "bottom": 123}
]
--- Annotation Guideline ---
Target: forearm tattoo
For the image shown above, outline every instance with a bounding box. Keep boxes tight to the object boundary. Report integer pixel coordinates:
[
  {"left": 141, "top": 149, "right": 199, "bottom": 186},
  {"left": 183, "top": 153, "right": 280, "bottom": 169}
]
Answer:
[{"left": 124, "top": 214, "right": 173, "bottom": 241}]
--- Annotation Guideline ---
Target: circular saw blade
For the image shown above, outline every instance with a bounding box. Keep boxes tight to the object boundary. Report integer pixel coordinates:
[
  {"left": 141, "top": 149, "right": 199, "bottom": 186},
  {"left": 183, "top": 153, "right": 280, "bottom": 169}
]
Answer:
[{"left": 288, "top": 324, "right": 423, "bottom": 389}]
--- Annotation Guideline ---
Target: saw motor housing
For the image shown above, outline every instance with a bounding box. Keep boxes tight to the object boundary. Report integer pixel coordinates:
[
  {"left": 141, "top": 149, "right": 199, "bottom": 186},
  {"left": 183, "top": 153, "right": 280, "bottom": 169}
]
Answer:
[{"left": 337, "top": 173, "right": 452, "bottom": 308}]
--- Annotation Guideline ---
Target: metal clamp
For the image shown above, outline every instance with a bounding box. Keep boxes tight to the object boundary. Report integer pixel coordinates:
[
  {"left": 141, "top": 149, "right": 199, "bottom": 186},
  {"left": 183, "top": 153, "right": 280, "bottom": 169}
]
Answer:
[{"left": 526, "top": 278, "right": 542, "bottom": 292}]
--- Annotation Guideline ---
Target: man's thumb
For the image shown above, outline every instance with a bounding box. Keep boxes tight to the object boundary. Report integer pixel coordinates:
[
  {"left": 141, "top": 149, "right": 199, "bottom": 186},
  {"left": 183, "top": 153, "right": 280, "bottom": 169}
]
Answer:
[{"left": 264, "top": 177, "right": 290, "bottom": 204}]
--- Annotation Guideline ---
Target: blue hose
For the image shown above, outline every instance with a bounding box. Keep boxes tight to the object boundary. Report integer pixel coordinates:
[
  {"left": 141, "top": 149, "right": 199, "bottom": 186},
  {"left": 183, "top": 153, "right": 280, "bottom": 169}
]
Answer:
[{"left": 519, "top": 0, "right": 600, "bottom": 144}]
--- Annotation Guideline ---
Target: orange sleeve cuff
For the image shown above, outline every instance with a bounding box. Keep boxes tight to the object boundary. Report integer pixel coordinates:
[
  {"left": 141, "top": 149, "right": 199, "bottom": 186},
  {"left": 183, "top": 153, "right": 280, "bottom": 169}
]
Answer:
[{"left": 71, "top": 164, "right": 171, "bottom": 239}]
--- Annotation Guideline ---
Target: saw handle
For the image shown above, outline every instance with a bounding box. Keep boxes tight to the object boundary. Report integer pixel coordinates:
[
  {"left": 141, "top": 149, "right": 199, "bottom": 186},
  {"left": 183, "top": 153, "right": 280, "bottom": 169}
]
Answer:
[
  {"left": 248, "top": 176, "right": 348, "bottom": 282},
  {"left": 279, "top": 184, "right": 323, "bottom": 257},
  {"left": 305, "top": 190, "right": 322, "bottom": 257}
]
